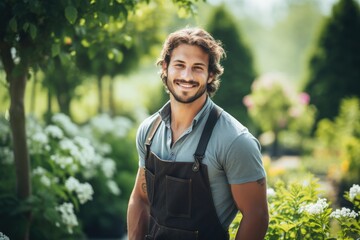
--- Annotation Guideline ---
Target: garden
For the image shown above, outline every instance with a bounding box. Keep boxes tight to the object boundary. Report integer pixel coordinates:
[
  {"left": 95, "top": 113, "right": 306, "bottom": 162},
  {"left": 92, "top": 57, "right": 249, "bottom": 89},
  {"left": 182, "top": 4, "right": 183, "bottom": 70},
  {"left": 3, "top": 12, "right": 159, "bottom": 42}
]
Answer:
[{"left": 0, "top": 0, "right": 359, "bottom": 239}]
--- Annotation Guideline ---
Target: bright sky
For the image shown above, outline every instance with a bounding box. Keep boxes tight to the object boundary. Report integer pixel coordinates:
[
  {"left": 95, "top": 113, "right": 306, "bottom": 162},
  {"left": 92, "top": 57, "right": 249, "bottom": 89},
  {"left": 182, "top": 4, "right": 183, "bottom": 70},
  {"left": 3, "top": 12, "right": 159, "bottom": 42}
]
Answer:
[{"left": 207, "top": 0, "right": 339, "bottom": 26}]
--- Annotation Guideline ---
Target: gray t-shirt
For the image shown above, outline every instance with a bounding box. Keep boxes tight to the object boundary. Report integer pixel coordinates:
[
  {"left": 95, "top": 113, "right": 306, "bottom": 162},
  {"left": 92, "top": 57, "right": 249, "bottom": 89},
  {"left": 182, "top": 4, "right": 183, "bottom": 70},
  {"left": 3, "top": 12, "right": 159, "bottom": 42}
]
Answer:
[{"left": 136, "top": 98, "right": 266, "bottom": 228}]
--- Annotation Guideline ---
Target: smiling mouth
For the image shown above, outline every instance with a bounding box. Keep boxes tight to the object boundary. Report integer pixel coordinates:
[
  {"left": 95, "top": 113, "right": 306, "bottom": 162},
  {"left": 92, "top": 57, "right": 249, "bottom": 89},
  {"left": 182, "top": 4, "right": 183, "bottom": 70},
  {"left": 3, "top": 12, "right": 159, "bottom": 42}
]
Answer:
[{"left": 175, "top": 80, "right": 198, "bottom": 88}]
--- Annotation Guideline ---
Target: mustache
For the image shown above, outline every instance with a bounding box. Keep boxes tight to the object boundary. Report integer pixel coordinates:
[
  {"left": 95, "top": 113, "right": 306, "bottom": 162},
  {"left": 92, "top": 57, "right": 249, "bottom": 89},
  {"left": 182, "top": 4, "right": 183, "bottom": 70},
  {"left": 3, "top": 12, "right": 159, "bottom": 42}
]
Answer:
[{"left": 174, "top": 79, "right": 199, "bottom": 85}]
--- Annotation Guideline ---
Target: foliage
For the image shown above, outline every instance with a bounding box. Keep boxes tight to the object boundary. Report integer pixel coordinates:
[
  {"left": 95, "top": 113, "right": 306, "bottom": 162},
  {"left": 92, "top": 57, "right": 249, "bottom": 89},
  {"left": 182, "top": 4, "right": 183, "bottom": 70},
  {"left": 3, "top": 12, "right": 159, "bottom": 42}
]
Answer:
[
  {"left": 243, "top": 73, "right": 316, "bottom": 156},
  {"left": 0, "top": 112, "right": 138, "bottom": 238},
  {"left": 303, "top": 0, "right": 360, "bottom": 122},
  {"left": 314, "top": 97, "right": 360, "bottom": 186},
  {"left": 229, "top": 178, "right": 360, "bottom": 239},
  {"left": 206, "top": 4, "right": 257, "bottom": 130},
  {"left": 0, "top": 0, "right": 203, "bottom": 238}
]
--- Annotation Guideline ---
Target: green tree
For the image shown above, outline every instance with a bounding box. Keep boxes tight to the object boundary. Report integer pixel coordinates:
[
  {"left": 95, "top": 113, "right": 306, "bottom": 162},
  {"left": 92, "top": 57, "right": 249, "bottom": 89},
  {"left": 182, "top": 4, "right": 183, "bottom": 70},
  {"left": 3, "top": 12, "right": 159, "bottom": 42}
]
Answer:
[
  {"left": 303, "top": 0, "right": 360, "bottom": 122},
  {"left": 206, "top": 5, "right": 257, "bottom": 129},
  {"left": 0, "top": 1, "right": 202, "bottom": 239}
]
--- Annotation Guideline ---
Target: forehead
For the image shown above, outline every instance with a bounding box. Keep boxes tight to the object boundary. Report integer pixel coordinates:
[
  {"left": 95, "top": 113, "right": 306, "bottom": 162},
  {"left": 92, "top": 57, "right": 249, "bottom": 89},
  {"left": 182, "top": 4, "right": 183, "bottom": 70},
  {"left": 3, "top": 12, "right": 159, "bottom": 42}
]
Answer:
[{"left": 170, "top": 44, "right": 209, "bottom": 65}]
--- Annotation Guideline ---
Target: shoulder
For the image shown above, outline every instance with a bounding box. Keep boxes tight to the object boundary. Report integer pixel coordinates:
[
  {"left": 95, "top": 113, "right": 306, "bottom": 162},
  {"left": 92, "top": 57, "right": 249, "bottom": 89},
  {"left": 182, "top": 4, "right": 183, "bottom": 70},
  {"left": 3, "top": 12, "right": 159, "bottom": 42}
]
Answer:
[
  {"left": 211, "top": 109, "right": 261, "bottom": 158},
  {"left": 214, "top": 110, "right": 251, "bottom": 142},
  {"left": 136, "top": 112, "right": 161, "bottom": 143}
]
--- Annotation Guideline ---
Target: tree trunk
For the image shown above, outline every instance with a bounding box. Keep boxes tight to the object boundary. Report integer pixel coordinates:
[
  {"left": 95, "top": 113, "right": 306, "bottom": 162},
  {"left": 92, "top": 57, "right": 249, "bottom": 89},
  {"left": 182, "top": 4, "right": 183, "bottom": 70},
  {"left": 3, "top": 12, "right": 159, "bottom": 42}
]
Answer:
[
  {"left": 272, "top": 129, "right": 280, "bottom": 158},
  {"left": 55, "top": 91, "right": 71, "bottom": 116},
  {"left": 97, "top": 75, "right": 103, "bottom": 114},
  {"left": 45, "top": 87, "right": 53, "bottom": 124},
  {"left": 0, "top": 41, "right": 32, "bottom": 240}
]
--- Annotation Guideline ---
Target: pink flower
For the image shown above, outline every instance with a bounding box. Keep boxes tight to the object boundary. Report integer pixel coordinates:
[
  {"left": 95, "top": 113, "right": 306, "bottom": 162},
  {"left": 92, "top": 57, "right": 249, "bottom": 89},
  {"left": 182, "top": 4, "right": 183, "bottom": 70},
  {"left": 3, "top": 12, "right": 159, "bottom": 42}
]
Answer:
[
  {"left": 243, "top": 95, "right": 254, "bottom": 109},
  {"left": 289, "top": 106, "right": 301, "bottom": 118},
  {"left": 299, "top": 92, "right": 310, "bottom": 105}
]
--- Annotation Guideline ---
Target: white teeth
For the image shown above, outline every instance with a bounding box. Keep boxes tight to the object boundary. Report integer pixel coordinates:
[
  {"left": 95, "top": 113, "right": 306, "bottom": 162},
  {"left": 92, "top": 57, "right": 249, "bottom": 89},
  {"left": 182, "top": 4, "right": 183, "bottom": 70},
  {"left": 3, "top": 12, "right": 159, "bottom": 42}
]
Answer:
[{"left": 178, "top": 83, "right": 194, "bottom": 88}]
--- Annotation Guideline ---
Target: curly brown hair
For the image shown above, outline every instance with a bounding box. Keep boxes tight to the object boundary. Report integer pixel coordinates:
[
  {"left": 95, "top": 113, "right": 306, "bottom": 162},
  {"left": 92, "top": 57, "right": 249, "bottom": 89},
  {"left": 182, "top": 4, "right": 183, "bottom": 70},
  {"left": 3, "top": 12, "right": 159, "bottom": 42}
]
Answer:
[{"left": 157, "top": 27, "right": 226, "bottom": 97}]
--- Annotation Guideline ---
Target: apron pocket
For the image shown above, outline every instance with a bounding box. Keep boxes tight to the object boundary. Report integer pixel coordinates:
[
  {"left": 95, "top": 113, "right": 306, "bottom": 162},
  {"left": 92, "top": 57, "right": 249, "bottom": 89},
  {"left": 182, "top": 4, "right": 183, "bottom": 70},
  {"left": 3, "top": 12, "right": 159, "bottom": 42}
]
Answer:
[
  {"left": 148, "top": 216, "right": 198, "bottom": 240},
  {"left": 166, "top": 175, "right": 192, "bottom": 218},
  {"left": 145, "top": 168, "right": 155, "bottom": 204},
  {"left": 155, "top": 224, "right": 198, "bottom": 240}
]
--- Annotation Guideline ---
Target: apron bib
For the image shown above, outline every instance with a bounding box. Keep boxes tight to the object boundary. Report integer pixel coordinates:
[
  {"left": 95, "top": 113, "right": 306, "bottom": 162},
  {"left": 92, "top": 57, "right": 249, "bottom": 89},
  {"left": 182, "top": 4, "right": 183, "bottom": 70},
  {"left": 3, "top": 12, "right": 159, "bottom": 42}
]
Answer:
[{"left": 144, "top": 106, "right": 229, "bottom": 240}]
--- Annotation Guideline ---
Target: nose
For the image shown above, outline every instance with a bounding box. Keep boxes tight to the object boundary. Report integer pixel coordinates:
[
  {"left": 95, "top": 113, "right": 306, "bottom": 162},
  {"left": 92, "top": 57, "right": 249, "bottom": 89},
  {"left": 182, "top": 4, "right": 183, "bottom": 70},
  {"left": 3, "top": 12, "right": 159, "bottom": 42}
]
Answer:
[{"left": 181, "top": 67, "right": 193, "bottom": 81}]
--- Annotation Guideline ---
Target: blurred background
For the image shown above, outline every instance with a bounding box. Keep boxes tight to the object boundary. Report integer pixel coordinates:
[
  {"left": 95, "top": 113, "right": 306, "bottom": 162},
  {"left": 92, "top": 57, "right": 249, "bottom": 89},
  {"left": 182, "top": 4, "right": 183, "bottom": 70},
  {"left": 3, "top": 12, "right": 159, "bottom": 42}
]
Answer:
[{"left": 0, "top": 0, "right": 359, "bottom": 239}]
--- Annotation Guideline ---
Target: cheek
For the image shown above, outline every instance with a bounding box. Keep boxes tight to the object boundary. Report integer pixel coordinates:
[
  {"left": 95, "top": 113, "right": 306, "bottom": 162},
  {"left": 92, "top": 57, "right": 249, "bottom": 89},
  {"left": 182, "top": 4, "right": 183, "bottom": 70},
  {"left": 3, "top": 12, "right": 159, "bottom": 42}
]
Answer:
[{"left": 167, "top": 67, "right": 177, "bottom": 78}]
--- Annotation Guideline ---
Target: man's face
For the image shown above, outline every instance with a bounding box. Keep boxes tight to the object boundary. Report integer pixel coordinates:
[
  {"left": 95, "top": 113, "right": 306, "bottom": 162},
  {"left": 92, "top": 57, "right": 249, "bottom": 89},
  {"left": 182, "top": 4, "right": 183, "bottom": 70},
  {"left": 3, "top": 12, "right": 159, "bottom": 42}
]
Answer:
[{"left": 163, "top": 44, "right": 213, "bottom": 104}]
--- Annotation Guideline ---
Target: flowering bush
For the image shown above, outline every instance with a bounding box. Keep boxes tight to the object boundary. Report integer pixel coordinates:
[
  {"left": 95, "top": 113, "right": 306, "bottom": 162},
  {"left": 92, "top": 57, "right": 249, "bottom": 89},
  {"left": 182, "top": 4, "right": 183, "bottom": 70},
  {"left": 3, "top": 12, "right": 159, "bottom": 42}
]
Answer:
[
  {"left": 229, "top": 179, "right": 360, "bottom": 239},
  {"left": 0, "top": 232, "right": 9, "bottom": 240},
  {"left": 243, "top": 73, "right": 316, "bottom": 155},
  {"left": 0, "top": 112, "right": 137, "bottom": 239},
  {"left": 315, "top": 98, "right": 360, "bottom": 183}
]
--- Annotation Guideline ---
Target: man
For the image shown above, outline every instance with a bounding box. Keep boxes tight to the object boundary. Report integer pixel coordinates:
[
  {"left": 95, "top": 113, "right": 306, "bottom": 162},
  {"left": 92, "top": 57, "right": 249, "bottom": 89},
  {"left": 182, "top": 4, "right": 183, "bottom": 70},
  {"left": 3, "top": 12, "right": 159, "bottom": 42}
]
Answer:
[{"left": 127, "top": 27, "right": 268, "bottom": 240}]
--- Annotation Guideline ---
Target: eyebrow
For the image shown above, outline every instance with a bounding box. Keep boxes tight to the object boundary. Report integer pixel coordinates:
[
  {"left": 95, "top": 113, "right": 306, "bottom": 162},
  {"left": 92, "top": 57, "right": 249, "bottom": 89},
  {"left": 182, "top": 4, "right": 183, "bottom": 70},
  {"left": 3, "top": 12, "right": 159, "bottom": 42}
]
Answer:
[{"left": 172, "top": 59, "right": 207, "bottom": 67}]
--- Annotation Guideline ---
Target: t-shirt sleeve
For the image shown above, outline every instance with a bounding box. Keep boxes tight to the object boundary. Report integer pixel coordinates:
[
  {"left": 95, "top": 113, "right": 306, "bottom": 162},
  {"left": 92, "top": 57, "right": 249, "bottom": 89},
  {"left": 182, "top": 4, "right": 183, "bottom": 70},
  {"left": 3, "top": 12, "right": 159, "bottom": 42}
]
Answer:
[{"left": 224, "top": 132, "right": 266, "bottom": 184}]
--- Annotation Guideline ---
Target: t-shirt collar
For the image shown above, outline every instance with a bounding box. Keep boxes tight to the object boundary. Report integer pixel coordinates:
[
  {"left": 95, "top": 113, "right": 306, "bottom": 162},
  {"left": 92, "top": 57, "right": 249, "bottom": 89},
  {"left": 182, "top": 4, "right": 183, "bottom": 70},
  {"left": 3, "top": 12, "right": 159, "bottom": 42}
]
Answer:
[{"left": 159, "top": 97, "right": 214, "bottom": 128}]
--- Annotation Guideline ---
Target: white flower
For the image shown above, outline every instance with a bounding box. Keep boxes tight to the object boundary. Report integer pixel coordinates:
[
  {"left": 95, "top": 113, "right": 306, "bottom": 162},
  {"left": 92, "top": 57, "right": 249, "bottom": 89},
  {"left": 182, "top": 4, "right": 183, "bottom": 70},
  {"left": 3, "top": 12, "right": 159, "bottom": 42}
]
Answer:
[
  {"left": 59, "top": 138, "right": 80, "bottom": 157},
  {"left": 89, "top": 114, "right": 114, "bottom": 133},
  {"left": 32, "top": 132, "right": 48, "bottom": 144},
  {"left": 74, "top": 136, "right": 95, "bottom": 166},
  {"left": 26, "top": 115, "right": 43, "bottom": 136},
  {"left": 98, "top": 143, "right": 112, "bottom": 155},
  {"left": 101, "top": 158, "right": 116, "bottom": 178},
  {"left": 33, "top": 166, "right": 46, "bottom": 175},
  {"left": 299, "top": 198, "right": 328, "bottom": 215},
  {"left": 65, "top": 176, "right": 80, "bottom": 192},
  {"left": 76, "top": 182, "right": 94, "bottom": 204},
  {"left": 56, "top": 202, "right": 78, "bottom": 234},
  {"left": 29, "top": 131, "right": 49, "bottom": 155},
  {"left": 330, "top": 207, "right": 359, "bottom": 219},
  {"left": 45, "top": 125, "right": 64, "bottom": 139},
  {"left": 65, "top": 177, "right": 94, "bottom": 204},
  {"left": 267, "top": 188, "right": 276, "bottom": 198},
  {"left": 52, "top": 113, "right": 79, "bottom": 136},
  {"left": 51, "top": 154, "right": 74, "bottom": 169},
  {"left": 88, "top": 114, "right": 132, "bottom": 138},
  {"left": 0, "top": 232, "right": 10, "bottom": 240},
  {"left": 349, "top": 184, "right": 360, "bottom": 201},
  {"left": 40, "top": 175, "right": 51, "bottom": 187},
  {"left": 107, "top": 180, "right": 121, "bottom": 196},
  {"left": 113, "top": 116, "right": 133, "bottom": 138}
]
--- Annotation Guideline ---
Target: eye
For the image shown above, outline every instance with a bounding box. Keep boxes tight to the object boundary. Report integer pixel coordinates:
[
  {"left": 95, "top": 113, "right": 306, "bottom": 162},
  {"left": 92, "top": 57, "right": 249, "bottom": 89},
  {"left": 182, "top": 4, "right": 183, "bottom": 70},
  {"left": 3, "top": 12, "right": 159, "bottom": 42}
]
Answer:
[
  {"left": 174, "top": 63, "right": 184, "bottom": 69},
  {"left": 193, "top": 66, "right": 205, "bottom": 72}
]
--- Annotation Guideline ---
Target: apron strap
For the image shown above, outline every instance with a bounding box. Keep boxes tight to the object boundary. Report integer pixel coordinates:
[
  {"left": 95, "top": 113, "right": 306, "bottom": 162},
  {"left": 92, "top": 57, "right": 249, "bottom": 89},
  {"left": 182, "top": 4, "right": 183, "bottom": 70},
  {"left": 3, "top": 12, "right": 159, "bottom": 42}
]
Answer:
[
  {"left": 193, "top": 105, "right": 222, "bottom": 172},
  {"left": 145, "top": 114, "right": 162, "bottom": 160}
]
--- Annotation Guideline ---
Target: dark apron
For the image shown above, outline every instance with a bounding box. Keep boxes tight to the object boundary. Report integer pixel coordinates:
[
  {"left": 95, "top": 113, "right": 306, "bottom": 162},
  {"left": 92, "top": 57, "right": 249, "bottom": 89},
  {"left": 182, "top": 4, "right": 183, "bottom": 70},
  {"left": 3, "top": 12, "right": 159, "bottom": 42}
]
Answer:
[{"left": 144, "top": 106, "right": 229, "bottom": 240}]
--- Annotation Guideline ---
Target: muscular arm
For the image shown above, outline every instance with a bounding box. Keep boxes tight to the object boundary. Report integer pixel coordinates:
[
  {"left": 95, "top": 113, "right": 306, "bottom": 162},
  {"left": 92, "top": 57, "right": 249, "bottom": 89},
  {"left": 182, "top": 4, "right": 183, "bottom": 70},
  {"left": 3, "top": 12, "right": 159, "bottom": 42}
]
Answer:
[
  {"left": 231, "top": 178, "right": 269, "bottom": 240},
  {"left": 127, "top": 168, "right": 150, "bottom": 240}
]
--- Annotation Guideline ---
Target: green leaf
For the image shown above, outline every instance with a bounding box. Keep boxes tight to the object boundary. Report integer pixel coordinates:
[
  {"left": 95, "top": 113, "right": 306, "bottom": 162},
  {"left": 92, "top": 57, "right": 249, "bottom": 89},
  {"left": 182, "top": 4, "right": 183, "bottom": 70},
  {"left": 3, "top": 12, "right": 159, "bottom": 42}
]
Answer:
[
  {"left": 9, "top": 18, "right": 17, "bottom": 32},
  {"left": 29, "top": 24, "right": 37, "bottom": 39},
  {"left": 23, "top": 22, "right": 29, "bottom": 32},
  {"left": 43, "top": 208, "right": 59, "bottom": 222},
  {"left": 59, "top": 52, "right": 70, "bottom": 65},
  {"left": 65, "top": 6, "right": 78, "bottom": 24},
  {"left": 51, "top": 43, "right": 61, "bottom": 57}
]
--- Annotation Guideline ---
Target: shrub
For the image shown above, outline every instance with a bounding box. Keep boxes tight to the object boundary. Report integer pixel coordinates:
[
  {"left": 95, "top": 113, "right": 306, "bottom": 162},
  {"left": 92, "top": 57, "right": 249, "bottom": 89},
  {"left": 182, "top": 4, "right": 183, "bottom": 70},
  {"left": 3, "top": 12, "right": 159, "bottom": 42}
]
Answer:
[
  {"left": 229, "top": 178, "right": 360, "bottom": 239},
  {"left": 244, "top": 73, "right": 316, "bottom": 156},
  {"left": 0, "top": 112, "right": 137, "bottom": 239}
]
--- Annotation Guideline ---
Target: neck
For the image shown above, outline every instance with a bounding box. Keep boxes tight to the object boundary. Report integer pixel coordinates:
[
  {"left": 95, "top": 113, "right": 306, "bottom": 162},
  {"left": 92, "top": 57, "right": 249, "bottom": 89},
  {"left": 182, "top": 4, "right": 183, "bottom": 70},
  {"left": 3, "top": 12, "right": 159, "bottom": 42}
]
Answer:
[{"left": 170, "top": 94, "right": 207, "bottom": 130}]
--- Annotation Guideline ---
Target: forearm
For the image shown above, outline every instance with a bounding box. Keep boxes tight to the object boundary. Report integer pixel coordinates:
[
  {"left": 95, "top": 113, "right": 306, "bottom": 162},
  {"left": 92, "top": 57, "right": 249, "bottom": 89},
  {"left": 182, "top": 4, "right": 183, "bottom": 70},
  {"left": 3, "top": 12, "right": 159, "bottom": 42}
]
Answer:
[
  {"left": 127, "top": 197, "right": 150, "bottom": 240},
  {"left": 235, "top": 213, "right": 269, "bottom": 240}
]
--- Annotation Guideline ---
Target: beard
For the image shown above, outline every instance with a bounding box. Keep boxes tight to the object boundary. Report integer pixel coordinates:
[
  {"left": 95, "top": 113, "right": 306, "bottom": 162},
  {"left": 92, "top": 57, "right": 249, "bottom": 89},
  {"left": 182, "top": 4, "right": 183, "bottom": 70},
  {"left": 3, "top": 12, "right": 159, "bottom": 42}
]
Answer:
[{"left": 166, "top": 78, "right": 208, "bottom": 104}]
